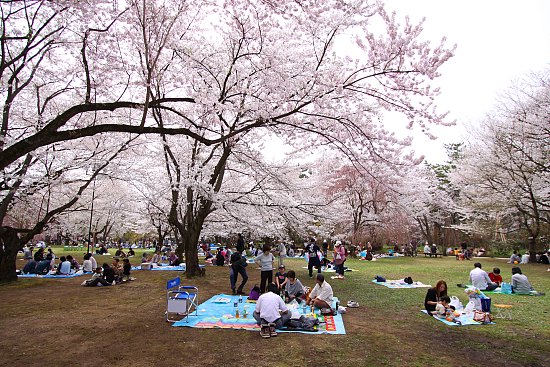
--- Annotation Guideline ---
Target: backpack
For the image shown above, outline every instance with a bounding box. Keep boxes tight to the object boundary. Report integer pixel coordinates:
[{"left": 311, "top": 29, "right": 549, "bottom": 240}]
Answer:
[
  {"left": 404, "top": 276, "right": 413, "bottom": 284},
  {"left": 375, "top": 275, "right": 386, "bottom": 283}
]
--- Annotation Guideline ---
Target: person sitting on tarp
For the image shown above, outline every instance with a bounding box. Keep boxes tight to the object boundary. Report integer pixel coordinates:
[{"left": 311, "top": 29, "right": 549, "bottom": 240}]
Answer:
[
  {"left": 35, "top": 254, "right": 53, "bottom": 274},
  {"left": 284, "top": 270, "right": 305, "bottom": 303},
  {"left": 82, "top": 254, "right": 93, "bottom": 273},
  {"left": 511, "top": 267, "right": 534, "bottom": 294},
  {"left": 307, "top": 274, "right": 333, "bottom": 309},
  {"left": 488, "top": 268, "right": 503, "bottom": 286},
  {"left": 56, "top": 256, "right": 72, "bottom": 275},
  {"left": 214, "top": 250, "right": 225, "bottom": 266},
  {"left": 469, "top": 262, "right": 498, "bottom": 292},
  {"left": 254, "top": 283, "right": 291, "bottom": 338},
  {"left": 84, "top": 263, "right": 116, "bottom": 286},
  {"left": 22, "top": 259, "right": 37, "bottom": 274},
  {"left": 424, "top": 280, "right": 448, "bottom": 316}
]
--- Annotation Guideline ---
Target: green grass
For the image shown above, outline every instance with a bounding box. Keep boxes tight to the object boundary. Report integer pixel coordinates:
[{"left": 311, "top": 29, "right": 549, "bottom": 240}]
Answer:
[{"left": 7, "top": 251, "right": 550, "bottom": 366}]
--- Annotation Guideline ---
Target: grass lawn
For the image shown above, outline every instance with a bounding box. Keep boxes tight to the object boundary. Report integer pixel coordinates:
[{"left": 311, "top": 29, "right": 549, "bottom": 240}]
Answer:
[{"left": 1, "top": 250, "right": 549, "bottom": 367}]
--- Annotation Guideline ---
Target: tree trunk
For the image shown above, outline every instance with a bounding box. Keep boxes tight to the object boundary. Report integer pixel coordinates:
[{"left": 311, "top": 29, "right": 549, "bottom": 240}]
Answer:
[
  {"left": 528, "top": 236, "right": 538, "bottom": 263},
  {"left": 0, "top": 227, "right": 22, "bottom": 282},
  {"left": 181, "top": 227, "right": 202, "bottom": 278}
]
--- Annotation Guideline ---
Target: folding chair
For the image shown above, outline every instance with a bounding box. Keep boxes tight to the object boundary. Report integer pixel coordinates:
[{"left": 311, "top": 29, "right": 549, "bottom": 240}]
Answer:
[{"left": 166, "top": 277, "right": 199, "bottom": 322}]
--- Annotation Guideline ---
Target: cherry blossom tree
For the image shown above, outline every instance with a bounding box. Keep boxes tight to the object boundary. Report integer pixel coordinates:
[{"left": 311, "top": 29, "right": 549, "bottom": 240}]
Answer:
[
  {"left": 1, "top": 0, "right": 455, "bottom": 280},
  {"left": 451, "top": 70, "right": 550, "bottom": 260}
]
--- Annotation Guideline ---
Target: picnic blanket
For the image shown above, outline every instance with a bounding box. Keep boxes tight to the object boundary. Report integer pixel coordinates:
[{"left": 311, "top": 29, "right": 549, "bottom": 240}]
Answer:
[
  {"left": 483, "top": 288, "right": 543, "bottom": 296},
  {"left": 458, "top": 285, "right": 543, "bottom": 296},
  {"left": 301, "top": 266, "right": 356, "bottom": 273},
  {"left": 371, "top": 279, "right": 431, "bottom": 289},
  {"left": 131, "top": 264, "right": 206, "bottom": 271},
  {"left": 421, "top": 310, "right": 495, "bottom": 326},
  {"left": 18, "top": 272, "right": 88, "bottom": 278},
  {"left": 172, "top": 294, "right": 346, "bottom": 334}
]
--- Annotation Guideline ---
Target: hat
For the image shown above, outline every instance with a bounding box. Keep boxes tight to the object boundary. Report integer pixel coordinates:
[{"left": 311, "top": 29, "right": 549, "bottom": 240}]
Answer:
[
  {"left": 278, "top": 264, "right": 285, "bottom": 269},
  {"left": 335, "top": 241, "right": 342, "bottom": 246}
]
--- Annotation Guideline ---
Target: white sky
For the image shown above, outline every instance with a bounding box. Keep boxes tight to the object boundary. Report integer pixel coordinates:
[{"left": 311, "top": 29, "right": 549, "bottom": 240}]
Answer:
[{"left": 385, "top": 0, "right": 550, "bottom": 163}]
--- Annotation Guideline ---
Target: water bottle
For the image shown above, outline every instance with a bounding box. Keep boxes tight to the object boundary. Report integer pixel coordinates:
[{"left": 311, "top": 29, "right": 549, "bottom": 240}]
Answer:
[{"left": 239, "top": 295, "right": 243, "bottom": 303}]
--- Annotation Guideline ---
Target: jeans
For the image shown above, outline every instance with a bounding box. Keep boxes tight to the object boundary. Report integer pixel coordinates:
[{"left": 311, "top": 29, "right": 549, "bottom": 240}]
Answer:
[
  {"left": 308, "top": 259, "right": 321, "bottom": 277},
  {"left": 253, "top": 311, "right": 291, "bottom": 329},
  {"left": 483, "top": 283, "right": 498, "bottom": 292},
  {"left": 335, "top": 263, "right": 344, "bottom": 276},
  {"left": 260, "top": 270, "right": 273, "bottom": 293},
  {"left": 230, "top": 267, "right": 248, "bottom": 292},
  {"left": 86, "top": 277, "right": 111, "bottom": 286}
]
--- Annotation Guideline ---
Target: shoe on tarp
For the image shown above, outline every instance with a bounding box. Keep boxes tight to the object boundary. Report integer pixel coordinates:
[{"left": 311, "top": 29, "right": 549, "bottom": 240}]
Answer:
[{"left": 260, "top": 324, "right": 271, "bottom": 338}]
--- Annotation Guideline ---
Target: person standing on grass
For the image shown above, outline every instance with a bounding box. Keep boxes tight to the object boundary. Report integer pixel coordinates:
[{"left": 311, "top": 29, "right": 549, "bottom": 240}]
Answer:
[
  {"left": 230, "top": 251, "right": 248, "bottom": 295},
  {"left": 332, "top": 241, "right": 347, "bottom": 279},
  {"left": 255, "top": 244, "right": 274, "bottom": 293},
  {"left": 236, "top": 233, "right": 245, "bottom": 255},
  {"left": 305, "top": 238, "right": 321, "bottom": 278},
  {"left": 277, "top": 240, "right": 287, "bottom": 267}
]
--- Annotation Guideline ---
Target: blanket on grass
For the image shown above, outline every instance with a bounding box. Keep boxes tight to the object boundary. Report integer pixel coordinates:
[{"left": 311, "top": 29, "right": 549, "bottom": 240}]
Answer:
[
  {"left": 421, "top": 310, "right": 495, "bottom": 326},
  {"left": 131, "top": 264, "right": 206, "bottom": 271},
  {"left": 18, "top": 272, "right": 88, "bottom": 278},
  {"left": 483, "top": 288, "right": 543, "bottom": 296},
  {"left": 172, "top": 294, "right": 346, "bottom": 334},
  {"left": 301, "top": 266, "right": 356, "bottom": 272},
  {"left": 458, "top": 285, "right": 543, "bottom": 296},
  {"left": 371, "top": 279, "right": 431, "bottom": 289}
]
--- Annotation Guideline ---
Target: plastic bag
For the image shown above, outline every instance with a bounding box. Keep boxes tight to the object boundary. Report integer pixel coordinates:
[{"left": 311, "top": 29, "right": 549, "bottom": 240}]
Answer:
[
  {"left": 449, "top": 296, "right": 463, "bottom": 311},
  {"left": 501, "top": 282, "right": 512, "bottom": 294},
  {"left": 471, "top": 297, "right": 482, "bottom": 311},
  {"left": 463, "top": 300, "right": 475, "bottom": 315}
]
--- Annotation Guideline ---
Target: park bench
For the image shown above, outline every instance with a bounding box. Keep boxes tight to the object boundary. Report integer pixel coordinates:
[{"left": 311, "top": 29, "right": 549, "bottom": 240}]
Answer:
[{"left": 424, "top": 253, "right": 444, "bottom": 258}]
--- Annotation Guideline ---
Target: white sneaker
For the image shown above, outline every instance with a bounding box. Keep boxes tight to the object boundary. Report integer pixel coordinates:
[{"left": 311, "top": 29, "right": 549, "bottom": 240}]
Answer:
[{"left": 347, "top": 300, "right": 359, "bottom": 308}]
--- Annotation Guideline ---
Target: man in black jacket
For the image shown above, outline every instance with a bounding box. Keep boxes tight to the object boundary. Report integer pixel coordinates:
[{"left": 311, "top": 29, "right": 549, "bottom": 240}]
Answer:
[
  {"left": 86, "top": 263, "right": 116, "bottom": 286},
  {"left": 230, "top": 252, "right": 248, "bottom": 295}
]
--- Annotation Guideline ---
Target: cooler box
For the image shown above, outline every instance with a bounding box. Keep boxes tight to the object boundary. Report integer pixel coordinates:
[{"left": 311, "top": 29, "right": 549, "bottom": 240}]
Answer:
[{"left": 141, "top": 262, "right": 152, "bottom": 270}]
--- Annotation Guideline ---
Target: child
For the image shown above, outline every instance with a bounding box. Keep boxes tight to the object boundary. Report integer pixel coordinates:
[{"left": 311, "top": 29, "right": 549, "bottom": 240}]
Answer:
[
  {"left": 275, "top": 265, "right": 288, "bottom": 291},
  {"left": 488, "top": 267, "right": 503, "bottom": 285},
  {"left": 434, "top": 295, "right": 452, "bottom": 317},
  {"left": 284, "top": 270, "right": 304, "bottom": 303}
]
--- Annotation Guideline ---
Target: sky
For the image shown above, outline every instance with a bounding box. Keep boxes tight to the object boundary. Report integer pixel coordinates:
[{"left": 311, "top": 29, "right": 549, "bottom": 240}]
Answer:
[{"left": 384, "top": 0, "right": 550, "bottom": 163}]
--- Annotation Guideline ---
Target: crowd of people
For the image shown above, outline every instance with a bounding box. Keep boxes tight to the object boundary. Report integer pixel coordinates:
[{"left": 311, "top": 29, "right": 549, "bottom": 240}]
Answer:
[{"left": 18, "top": 237, "right": 547, "bottom": 338}]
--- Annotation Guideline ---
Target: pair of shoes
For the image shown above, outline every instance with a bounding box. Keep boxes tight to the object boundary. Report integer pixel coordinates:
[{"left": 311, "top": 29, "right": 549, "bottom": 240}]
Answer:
[
  {"left": 237, "top": 289, "right": 245, "bottom": 295},
  {"left": 260, "top": 324, "right": 271, "bottom": 338},
  {"left": 347, "top": 300, "right": 359, "bottom": 308},
  {"left": 268, "top": 323, "right": 277, "bottom": 337},
  {"left": 232, "top": 288, "right": 237, "bottom": 295}
]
